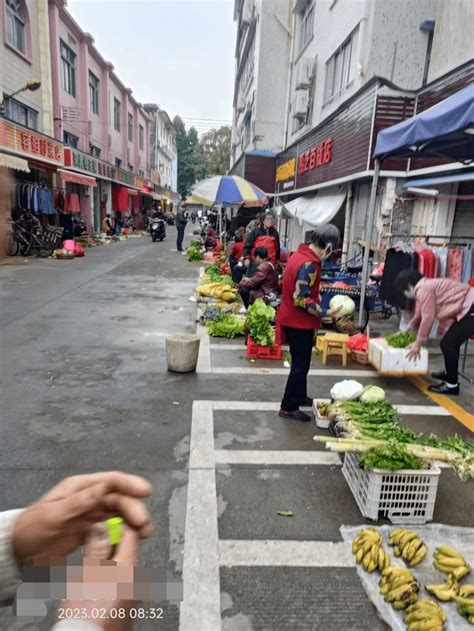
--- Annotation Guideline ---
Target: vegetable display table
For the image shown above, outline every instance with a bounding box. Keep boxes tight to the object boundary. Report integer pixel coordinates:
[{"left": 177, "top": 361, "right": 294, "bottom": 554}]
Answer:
[{"left": 316, "top": 332, "right": 349, "bottom": 366}]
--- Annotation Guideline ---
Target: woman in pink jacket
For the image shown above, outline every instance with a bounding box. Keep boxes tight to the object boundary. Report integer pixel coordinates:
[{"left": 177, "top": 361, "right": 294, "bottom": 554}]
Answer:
[{"left": 395, "top": 269, "right": 474, "bottom": 394}]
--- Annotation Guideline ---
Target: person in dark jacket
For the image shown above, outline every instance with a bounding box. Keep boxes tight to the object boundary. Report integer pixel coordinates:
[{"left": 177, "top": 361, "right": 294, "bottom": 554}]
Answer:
[
  {"left": 176, "top": 206, "right": 187, "bottom": 252},
  {"left": 239, "top": 247, "right": 280, "bottom": 308},
  {"left": 278, "top": 225, "right": 342, "bottom": 422},
  {"left": 244, "top": 212, "right": 280, "bottom": 267}
]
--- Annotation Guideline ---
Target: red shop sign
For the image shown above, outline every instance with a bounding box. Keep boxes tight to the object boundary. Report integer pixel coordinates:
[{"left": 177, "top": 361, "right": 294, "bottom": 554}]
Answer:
[{"left": 298, "top": 137, "right": 333, "bottom": 175}]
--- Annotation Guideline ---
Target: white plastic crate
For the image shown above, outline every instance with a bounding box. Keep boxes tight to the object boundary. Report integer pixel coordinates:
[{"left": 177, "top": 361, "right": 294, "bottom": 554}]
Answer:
[
  {"left": 342, "top": 451, "right": 441, "bottom": 524},
  {"left": 368, "top": 337, "right": 428, "bottom": 375}
]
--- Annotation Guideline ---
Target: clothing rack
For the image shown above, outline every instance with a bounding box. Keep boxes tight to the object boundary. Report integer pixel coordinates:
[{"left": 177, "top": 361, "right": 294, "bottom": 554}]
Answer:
[
  {"left": 10, "top": 179, "right": 66, "bottom": 193},
  {"left": 387, "top": 233, "right": 474, "bottom": 245}
]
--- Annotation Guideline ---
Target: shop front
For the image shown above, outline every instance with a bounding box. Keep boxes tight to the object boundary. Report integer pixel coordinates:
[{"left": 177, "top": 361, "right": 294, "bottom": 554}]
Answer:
[
  {"left": 274, "top": 79, "right": 414, "bottom": 259},
  {"left": 0, "top": 119, "right": 64, "bottom": 253}
]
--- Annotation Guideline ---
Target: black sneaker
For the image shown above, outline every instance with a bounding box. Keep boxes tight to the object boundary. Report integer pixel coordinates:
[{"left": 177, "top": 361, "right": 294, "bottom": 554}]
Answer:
[
  {"left": 428, "top": 382, "right": 460, "bottom": 395},
  {"left": 300, "top": 397, "right": 314, "bottom": 408},
  {"left": 279, "top": 409, "right": 312, "bottom": 422},
  {"left": 431, "top": 371, "right": 448, "bottom": 380}
]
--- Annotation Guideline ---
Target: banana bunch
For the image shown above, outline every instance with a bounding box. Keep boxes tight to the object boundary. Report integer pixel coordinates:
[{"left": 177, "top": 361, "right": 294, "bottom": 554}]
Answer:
[
  {"left": 453, "top": 584, "right": 474, "bottom": 624},
  {"left": 404, "top": 598, "right": 446, "bottom": 631},
  {"left": 352, "top": 528, "right": 390, "bottom": 573},
  {"left": 388, "top": 529, "right": 427, "bottom": 567},
  {"left": 425, "top": 573, "right": 459, "bottom": 602},
  {"left": 433, "top": 546, "right": 471, "bottom": 580},
  {"left": 379, "top": 566, "right": 420, "bottom": 610}
]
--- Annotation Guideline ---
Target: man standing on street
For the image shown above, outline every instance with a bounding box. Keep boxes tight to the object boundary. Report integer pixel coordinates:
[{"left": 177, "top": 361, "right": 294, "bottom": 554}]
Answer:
[
  {"left": 176, "top": 205, "right": 188, "bottom": 252},
  {"left": 278, "top": 225, "right": 341, "bottom": 422}
]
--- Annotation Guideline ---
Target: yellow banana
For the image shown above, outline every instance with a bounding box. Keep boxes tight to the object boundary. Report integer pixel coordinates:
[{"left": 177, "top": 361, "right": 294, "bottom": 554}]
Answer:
[
  {"left": 390, "top": 574, "right": 416, "bottom": 590},
  {"left": 355, "top": 547, "right": 364, "bottom": 563},
  {"left": 371, "top": 543, "right": 380, "bottom": 564},
  {"left": 436, "top": 546, "right": 464, "bottom": 559},
  {"left": 459, "top": 584, "right": 474, "bottom": 598},
  {"left": 378, "top": 547, "right": 385, "bottom": 571},
  {"left": 399, "top": 531, "right": 418, "bottom": 549},
  {"left": 410, "top": 544, "right": 427, "bottom": 567},
  {"left": 363, "top": 550, "right": 372, "bottom": 570},
  {"left": 367, "top": 559, "right": 378, "bottom": 573},
  {"left": 425, "top": 584, "right": 457, "bottom": 602},
  {"left": 394, "top": 545, "right": 401, "bottom": 557},
  {"left": 434, "top": 553, "right": 465, "bottom": 568},
  {"left": 393, "top": 594, "right": 417, "bottom": 610},
  {"left": 386, "top": 582, "right": 418, "bottom": 603},
  {"left": 452, "top": 564, "right": 471, "bottom": 580},
  {"left": 406, "top": 621, "right": 444, "bottom": 631}
]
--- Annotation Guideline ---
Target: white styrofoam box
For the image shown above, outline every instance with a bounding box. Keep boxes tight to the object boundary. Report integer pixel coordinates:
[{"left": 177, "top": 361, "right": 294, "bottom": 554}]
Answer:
[
  {"left": 312, "top": 398, "right": 331, "bottom": 429},
  {"left": 368, "top": 337, "right": 428, "bottom": 376}
]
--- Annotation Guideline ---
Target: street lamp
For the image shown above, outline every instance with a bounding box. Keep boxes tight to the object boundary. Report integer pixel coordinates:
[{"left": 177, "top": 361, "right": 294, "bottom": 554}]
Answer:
[{"left": 0, "top": 80, "right": 42, "bottom": 116}]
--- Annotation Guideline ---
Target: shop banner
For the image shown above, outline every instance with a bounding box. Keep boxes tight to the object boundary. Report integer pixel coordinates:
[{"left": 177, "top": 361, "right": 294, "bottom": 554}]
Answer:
[{"left": 0, "top": 120, "right": 63, "bottom": 167}]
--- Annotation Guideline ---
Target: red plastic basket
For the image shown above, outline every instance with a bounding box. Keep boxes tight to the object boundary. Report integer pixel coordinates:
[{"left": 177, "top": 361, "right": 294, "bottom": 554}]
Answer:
[{"left": 246, "top": 336, "right": 282, "bottom": 360}]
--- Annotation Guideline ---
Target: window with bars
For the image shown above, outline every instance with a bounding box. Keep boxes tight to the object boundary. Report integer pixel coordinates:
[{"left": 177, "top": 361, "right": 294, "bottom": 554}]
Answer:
[
  {"left": 324, "top": 26, "right": 359, "bottom": 105},
  {"left": 63, "top": 131, "right": 79, "bottom": 148},
  {"left": 6, "top": 0, "right": 25, "bottom": 54},
  {"left": 298, "top": 0, "right": 314, "bottom": 55},
  {"left": 4, "top": 95, "right": 37, "bottom": 130},
  {"left": 89, "top": 72, "right": 99, "bottom": 114},
  {"left": 90, "top": 145, "right": 101, "bottom": 158},
  {"left": 114, "top": 98, "right": 121, "bottom": 132},
  {"left": 60, "top": 39, "right": 76, "bottom": 96},
  {"left": 128, "top": 113, "right": 133, "bottom": 141},
  {"left": 139, "top": 124, "right": 144, "bottom": 150}
]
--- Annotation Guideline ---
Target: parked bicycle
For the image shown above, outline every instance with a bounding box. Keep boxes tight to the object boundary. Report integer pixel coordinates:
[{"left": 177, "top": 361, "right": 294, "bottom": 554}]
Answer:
[{"left": 5, "top": 214, "right": 63, "bottom": 258}]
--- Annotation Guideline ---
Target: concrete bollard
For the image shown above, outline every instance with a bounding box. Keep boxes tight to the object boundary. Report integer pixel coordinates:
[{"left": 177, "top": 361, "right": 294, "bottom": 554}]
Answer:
[{"left": 166, "top": 334, "right": 201, "bottom": 373}]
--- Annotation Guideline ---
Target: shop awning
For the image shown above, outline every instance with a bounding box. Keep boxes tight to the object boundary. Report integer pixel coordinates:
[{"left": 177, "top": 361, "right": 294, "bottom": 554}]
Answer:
[
  {"left": 282, "top": 188, "right": 347, "bottom": 226},
  {"left": 59, "top": 169, "right": 97, "bottom": 187},
  {"left": 374, "top": 83, "right": 474, "bottom": 161},
  {"left": 128, "top": 189, "right": 139, "bottom": 196},
  {"left": 402, "top": 172, "right": 474, "bottom": 189},
  {"left": 0, "top": 152, "right": 30, "bottom": 172}
]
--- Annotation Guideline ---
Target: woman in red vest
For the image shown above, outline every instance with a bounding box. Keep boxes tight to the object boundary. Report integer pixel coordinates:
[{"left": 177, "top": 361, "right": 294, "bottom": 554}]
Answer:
[{"left": 278, "top": 225, "right": 341, "bottom": 422}]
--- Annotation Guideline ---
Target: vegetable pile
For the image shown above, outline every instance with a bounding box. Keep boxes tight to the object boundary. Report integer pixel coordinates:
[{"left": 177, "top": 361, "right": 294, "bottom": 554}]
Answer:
[
  {"left": 196, "top": 281, "right": 236, "bottom": 302},
  {"left": 207, "top": 315, "right": 245, "bottom": 338},
  {"left": 246, "top": 299, "right": 275, "bottom": 347},
  {"left": 385, "top": 331, "right": 417, "bottom": 348},
  {"left": 187, "top": 242, "right": 204, "bottom": 262},
  {"left": 203, "top": 264, "right": 235, "bottom": 287}
]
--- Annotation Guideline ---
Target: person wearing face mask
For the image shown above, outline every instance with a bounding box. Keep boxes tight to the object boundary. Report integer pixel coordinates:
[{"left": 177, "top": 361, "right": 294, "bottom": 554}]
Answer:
[
  {"left": 395, "top": 269, "right": 474, "bottom": 394},
  {"left": 243, "top": 212, "right": 281, "bottom": 271},
  {"left": 278, "top": 225, "right": 342, "bottom": 422}
]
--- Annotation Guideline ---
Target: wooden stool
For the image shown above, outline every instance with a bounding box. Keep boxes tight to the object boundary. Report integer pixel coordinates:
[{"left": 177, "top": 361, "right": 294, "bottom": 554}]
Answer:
[{"left": 316, "top": 333, "right": 349, "bottom": 367}]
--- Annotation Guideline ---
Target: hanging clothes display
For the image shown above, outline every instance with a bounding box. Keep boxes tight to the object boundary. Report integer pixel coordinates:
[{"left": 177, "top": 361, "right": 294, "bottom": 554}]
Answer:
[
  {"left": 417, "top": 248, "right": 439, "bottom": 278},
  {"left": 379, "top": 248, "right": 419, "bottom": 307},
  {"left": 461, "top": 245, "right": 473, "bottom": 282},
  {"left": 64, "top": 192, "right": 81, "bottom": 213},
  {"left": 447, "top": 248, "right": 463, "bottom": 282}
]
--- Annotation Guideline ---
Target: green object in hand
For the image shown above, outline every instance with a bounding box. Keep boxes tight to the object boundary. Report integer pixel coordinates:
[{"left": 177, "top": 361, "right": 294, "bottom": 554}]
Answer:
[{"left": 105, "top": 517, "right": 124, "bottom": 546}]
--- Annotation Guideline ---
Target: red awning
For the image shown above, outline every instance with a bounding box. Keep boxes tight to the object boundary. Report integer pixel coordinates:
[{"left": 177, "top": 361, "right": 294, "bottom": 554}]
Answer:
[{"left": 59, "top": 169, "right": 97, "bottom": 187}]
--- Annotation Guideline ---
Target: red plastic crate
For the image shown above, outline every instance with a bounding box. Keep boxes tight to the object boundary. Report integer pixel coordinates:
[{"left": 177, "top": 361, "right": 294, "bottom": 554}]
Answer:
[{"left": 246, "top": 336, "right": 282, "bottom": 360}]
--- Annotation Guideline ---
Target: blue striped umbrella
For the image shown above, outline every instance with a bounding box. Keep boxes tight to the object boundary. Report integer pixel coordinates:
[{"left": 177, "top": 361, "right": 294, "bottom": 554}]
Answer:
[{"left": 191, "top": 175, "right": 268, "bottom": 207}]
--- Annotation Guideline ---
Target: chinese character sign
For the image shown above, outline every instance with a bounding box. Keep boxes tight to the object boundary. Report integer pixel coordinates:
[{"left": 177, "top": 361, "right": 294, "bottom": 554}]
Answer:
[
  {"left": 0, "top": 121, "right": 63, "bottom": 166},
  {"left": 298, "top": 138, "right": 333, "bottom": 175}
]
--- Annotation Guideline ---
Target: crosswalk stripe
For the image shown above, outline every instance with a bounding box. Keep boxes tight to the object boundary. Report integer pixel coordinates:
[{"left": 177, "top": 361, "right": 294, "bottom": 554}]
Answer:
[
  {"left": 219, "top": 540, "right": 354, "bottom": 567},
  {"left": 215, "top": 449, "right": 342, "bottom": 466}
]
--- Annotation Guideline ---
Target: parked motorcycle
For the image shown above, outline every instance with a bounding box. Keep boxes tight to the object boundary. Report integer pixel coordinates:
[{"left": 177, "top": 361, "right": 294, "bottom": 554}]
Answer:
[{"left": 150, "top": 217, "right": 166, "bottom": 242}]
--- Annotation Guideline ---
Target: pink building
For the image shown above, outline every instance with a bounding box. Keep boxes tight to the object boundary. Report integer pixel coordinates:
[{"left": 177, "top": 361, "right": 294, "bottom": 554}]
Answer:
[{"left": 48, "top": 0, "right": 151, "bottom": 232}]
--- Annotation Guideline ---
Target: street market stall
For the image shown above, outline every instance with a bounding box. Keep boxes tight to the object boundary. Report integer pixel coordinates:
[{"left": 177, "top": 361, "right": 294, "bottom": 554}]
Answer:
[{"left": 358, "top": 83, "right": 474, "bottom": 328}]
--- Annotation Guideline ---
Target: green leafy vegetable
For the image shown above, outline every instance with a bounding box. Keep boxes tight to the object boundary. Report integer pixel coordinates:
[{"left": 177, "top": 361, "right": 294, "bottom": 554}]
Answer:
[
  {"left": 207, "top": 315, "right": 245, "bottom": 338},
  {"left": 246, "top": 298, "right": 275, "bottom": 346},
  {"left": 204, "top": 265, "right": 235, "bottom": 287},
  {"left": 359, "top": 443, "right": 424, "bottom": 471},
  {"left": 187, "top": 243, "right": 204, "bottom": 261},
  {"left": 385, "top": 331, "right": 417, "bottom": 348},
  {"left": 338, "top": 401, "right": 399, "bottom": 424}
]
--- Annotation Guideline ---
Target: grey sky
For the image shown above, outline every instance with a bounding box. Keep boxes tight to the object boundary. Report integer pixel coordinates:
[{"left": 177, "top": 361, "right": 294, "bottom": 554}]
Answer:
[{"left": 67, "top": 0, "right": 235, "bottom": 133}]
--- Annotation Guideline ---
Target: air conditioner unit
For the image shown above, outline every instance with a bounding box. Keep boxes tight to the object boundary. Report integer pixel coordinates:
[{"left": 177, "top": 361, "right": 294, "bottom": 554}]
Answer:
[
  {"left": 292, "top": 90, "right": 309, "bottom": 119},
  {"left": 237, "top": 91, "right": 245, "bottom": 113},
  {"left": 88, "top": 121, "right": 92, "bottom": 136},
  {"left": 108, "top": 134, "right": 112, "bottom": 148},
  {"left": 295, "top": 58, "right": 315, "bottom": 90},
  {"left": 127, "top": 149, "right": 131, "bottom": 161}
]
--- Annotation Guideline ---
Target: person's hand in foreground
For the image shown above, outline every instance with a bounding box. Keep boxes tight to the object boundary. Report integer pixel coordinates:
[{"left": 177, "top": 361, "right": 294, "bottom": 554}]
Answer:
[
  {"left": 59, "top": 523, "right": 139, "bottom": 631},
  {"left": 12, "top": 472, "right": 152, "bottom": 566},
  {"left": 406, "top": 340, "right": 422, "bottom": 361}
]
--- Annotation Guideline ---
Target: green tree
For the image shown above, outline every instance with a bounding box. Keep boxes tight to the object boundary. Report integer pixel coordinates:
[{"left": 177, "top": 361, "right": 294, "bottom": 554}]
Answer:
[
  {"left": 196, "top": 126, "right": 231, "bottom": 178},
  {"left": 173, "top": 115, "right": 199, "bottom": 198}
]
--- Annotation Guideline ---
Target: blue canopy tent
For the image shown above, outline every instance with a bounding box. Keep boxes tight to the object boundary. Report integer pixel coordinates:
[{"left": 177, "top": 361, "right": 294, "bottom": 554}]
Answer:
[{"left": 358, "top": 83, "right": 474, "bottom": 327}]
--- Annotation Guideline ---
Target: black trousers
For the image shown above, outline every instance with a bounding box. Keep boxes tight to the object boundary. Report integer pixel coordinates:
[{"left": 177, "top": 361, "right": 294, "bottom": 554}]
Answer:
[
  {"left": 176, "top": 225, "right": 185, "bottom": 251},
  {"left": 440, "top": 304, "right": 474, "bottom": 383},
  {"left": 281, "top": 327, "right": 315, "bottom": 411}
]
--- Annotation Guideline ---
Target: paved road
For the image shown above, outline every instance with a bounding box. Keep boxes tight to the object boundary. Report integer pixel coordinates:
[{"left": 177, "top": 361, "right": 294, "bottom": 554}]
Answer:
[{"left": 0, "top": 234, "right": 472, "bottom": 631}]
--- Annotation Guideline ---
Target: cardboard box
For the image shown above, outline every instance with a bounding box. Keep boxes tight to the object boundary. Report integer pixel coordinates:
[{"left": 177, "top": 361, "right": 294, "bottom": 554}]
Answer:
[{"left": 368, "top": 337, "right": 428, "bottom": 376}]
